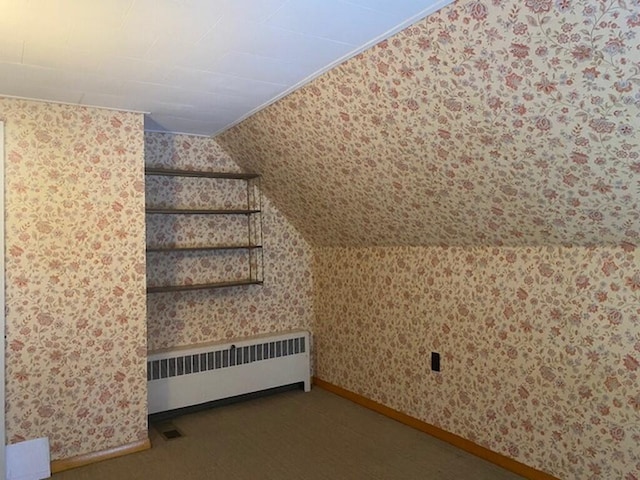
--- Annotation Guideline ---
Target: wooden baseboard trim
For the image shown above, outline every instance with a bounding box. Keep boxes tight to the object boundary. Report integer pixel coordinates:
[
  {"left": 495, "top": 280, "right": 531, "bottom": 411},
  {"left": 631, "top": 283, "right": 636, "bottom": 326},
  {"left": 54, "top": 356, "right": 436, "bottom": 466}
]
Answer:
[
  {"left": 313, "top": 377, "right": 558, "bottom": 480},
  {"left": 51, "top": 437, "right": 151, "bottom": 473}
]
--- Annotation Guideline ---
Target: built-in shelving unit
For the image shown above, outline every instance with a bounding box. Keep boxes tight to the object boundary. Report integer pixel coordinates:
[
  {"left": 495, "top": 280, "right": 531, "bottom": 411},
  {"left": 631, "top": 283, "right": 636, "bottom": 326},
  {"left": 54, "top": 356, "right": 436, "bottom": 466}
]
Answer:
[
  {"left": 146, "top": 208, "right": 261, "bottom": 215},
  {"left": 144, "top": 167, "right": 263, "bottom": 293},
  {"left": 147, "top": 279, "right": 261, "bottom": 294},
  {"left": 145, "top": 167, "right": 259, "bottom": 180},
  {"left": 146, "top": 245, "right": 262, "bottom": 253}
]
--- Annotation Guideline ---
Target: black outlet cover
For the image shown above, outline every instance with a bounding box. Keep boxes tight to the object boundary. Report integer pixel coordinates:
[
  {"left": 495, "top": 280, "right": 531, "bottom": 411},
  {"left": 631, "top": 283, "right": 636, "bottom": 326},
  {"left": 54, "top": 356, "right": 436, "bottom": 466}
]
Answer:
[{"left": 431, "top": 352, "right": 441, "bottom": 372}]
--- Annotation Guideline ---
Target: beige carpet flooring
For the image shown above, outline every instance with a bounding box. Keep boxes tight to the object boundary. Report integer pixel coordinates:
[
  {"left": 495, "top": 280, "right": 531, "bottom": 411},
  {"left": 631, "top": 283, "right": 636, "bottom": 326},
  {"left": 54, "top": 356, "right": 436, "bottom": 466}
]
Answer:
[{"left": 53, "top": 387, "right": 525, "bottom": 479}]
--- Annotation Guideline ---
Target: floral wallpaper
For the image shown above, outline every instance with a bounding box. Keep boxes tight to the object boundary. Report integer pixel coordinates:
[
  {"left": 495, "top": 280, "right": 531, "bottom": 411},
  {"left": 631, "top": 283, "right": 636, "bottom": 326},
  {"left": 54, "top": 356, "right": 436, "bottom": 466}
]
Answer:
[
  {"left": 314, "top": 245, "right": 640, "bottom": 480},
  {"left": 145, "top": 133, "right": 314, "bottom": 351},
  {"left": 0, "top": 97, "right": 148, "bottom": 460},
  {"left": 217, "top": 0, "right": 640, "bottom": 479},
  {"left": 218, "top": 0, "right": 640, "bottom": 248}
]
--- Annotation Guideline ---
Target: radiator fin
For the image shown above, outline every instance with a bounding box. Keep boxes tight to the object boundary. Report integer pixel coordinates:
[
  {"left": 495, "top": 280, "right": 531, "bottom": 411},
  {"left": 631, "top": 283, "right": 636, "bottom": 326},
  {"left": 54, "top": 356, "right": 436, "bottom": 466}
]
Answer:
[{"left": 148, "top": 336, "right": 306, "bottom": 382}]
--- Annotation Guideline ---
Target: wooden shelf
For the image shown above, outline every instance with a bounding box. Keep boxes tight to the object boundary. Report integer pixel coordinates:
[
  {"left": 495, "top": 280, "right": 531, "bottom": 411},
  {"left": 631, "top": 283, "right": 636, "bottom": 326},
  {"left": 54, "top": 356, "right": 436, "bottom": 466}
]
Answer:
[
  {"left": 144, "top": 167, "right": 263, "bottom": 293},
  {"left": 147, "top": 279, "right": 264, "bottom": 293},
  {"left": 145, "top": 167, "right": 259, "bottom": 180},
  {"left": 147, "top": 245, "right": 262, "bottom": 252},
  {"left": 146, "top": 208, "right": 260, "bottom": 215}
]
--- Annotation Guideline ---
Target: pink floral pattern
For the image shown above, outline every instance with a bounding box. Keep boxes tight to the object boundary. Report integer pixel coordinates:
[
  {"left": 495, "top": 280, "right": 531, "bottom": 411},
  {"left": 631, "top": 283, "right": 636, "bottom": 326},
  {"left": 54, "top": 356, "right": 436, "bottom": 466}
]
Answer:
[
  {"left": 145, "top": 176, "right": 247, "bottom": 210},
  {"left": 1, "top": 98, "right": 148, "bottom": 460},
  {"left": 147, "top": 250, "right": 255, "bottom": 287},
  {"left": 217, "top": 1, "right": 640, "bottom": 479},
  {"left": 145, "top": 133, "right": 314, "bottom": 351},
  {"left": 314, "top": 245, "right": 640, "bottom": 480},
  {"left": 146, "top": 215, "right": 251, "bottom": 250},
  {"left": 218, "top": 0, "right": 640, "bottom": 248}
]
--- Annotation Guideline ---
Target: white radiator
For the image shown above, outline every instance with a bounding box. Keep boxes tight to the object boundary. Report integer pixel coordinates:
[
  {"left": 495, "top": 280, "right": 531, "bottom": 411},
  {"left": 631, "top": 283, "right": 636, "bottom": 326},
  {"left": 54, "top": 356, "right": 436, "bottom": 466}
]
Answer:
[{"left": 147, "top": 330, "right": 311, "bottom": 414}]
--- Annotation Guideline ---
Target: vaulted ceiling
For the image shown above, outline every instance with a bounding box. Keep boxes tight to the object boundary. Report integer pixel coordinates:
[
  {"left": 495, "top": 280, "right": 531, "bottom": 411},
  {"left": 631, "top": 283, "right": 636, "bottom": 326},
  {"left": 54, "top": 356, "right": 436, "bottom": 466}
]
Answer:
[
  {"left": 0, "top": 0, "right": 452, "bottom": 135},
  {"left": 218, "top": 0, "right": 640, "bottom": 247}
]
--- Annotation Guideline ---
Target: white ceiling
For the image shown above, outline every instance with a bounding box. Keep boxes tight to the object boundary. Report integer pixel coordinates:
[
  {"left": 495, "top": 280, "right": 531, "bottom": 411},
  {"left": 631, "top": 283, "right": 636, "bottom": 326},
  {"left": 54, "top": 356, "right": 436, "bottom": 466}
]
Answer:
[{"left": 0, "top": 0, "right": 452, "bottom": 136}]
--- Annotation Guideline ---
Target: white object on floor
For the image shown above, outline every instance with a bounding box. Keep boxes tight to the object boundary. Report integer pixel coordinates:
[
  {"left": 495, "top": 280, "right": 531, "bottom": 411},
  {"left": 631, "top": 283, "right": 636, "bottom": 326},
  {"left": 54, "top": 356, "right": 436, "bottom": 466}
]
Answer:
[{"left": 6, "top": 437, "right": 51, "bottom": 480}]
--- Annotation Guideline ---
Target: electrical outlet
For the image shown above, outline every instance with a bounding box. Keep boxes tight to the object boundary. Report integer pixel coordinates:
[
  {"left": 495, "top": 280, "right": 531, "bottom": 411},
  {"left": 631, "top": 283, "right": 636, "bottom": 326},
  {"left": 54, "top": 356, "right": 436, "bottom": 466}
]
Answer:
[{"left": 431, "top": 352, "right": 441, "bottom": 372}]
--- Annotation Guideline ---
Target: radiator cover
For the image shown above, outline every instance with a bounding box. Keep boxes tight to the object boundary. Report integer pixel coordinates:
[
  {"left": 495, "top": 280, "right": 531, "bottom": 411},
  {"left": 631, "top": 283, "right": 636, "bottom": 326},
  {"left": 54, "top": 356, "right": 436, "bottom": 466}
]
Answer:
[{"left": 147, "top": 330, "right": 311, "bottom": 414}]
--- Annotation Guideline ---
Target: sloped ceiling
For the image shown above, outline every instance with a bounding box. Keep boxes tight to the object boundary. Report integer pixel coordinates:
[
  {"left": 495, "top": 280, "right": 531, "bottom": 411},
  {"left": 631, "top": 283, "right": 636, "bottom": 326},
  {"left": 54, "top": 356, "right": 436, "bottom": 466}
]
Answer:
[
  {"left": 0, "top": 0, "right": 453, "bottom": 136},
  {"left": 217, "top": 0, "right": 640, "bottom": 247}
]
